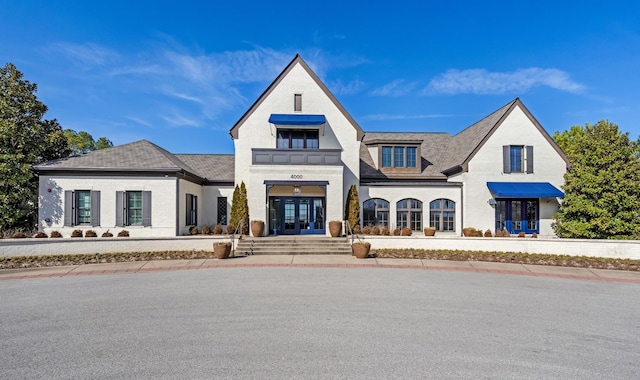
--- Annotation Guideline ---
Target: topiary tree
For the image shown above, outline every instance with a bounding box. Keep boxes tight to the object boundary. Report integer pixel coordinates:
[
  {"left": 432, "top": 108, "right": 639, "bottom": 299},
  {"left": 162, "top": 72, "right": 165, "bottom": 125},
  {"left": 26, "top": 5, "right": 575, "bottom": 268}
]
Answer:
[
  {"left": 344, "top": 184, "right": 360, "bottom": 231},
  {"left": 229, "top": 182, "right": 249, "bottom": 234},
  {"left": 229, "top": 184, "right": 240, "bottom": 231},
  {"left": 239, "top": 181, "right": 249, "bottom": 234}
]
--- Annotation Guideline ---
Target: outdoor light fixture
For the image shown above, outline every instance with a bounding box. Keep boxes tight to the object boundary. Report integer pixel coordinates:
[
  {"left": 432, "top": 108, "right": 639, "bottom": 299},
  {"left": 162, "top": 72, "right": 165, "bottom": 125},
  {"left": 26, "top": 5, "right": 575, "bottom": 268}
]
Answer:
[
  {"left": 487, "top": 198, "right": 497, "bottom": 205},
  {"left": 293, "top": 185, "right": 301, "bottom": 195}
]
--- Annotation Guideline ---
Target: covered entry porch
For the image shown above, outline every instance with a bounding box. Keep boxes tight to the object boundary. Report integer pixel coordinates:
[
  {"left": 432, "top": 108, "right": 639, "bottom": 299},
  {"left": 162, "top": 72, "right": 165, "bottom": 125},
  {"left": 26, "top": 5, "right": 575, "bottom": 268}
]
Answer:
[{"left": 266, "top": 181, "right": 327, "bottom": 235}]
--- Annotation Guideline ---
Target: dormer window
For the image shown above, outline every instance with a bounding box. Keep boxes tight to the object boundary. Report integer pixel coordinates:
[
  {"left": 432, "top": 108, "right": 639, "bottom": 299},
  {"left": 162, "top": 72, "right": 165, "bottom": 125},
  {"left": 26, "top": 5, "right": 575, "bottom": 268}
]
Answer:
[{"left": 381, "top": 146, "right": 418, "bottom": 168}]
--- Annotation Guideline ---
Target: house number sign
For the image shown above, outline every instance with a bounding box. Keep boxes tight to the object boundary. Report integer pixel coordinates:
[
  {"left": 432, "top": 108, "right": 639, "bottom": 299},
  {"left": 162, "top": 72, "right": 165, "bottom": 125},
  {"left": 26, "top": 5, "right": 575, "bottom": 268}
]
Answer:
[{"left": 290, "top": 174, "right": 303, "bottom": 179}]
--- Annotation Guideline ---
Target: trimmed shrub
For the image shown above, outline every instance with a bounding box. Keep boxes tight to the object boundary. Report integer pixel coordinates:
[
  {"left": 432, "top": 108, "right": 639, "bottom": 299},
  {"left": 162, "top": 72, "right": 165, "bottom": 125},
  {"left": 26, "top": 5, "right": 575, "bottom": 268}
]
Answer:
[
  {"left": 84, "top": 230, "right": 97, "bottom": 238},
  {"left": 226, "top": 223, "right": 235, "bottom": 234},
  {"left": 201, "top": 225, "right": 211, "bottom": 235},
  {"left": 11, "top": 232, "right": 28, "bottom": 238},
  {"left": 35, "top": 231, "right": 48, "bottom": 238},
  {"left": 471, "top": 230, "right": 483, "bottom": 237},
  {"left": 213, "top": 224, "right": 223, "bottom": 235},
  {"left": 101, "top": 230, "right": 114, "bottom": 237},
  {"left": 371, "top": 226, "right": 380, "bottom": 235},
  {"left": 484, "top": 229, "right": 493, "bottom": 237},
  {"left": 531, "top": 233, "right": 538, "bottom": 238},
  {"left": 362, "top": 225, "right": 371, "bottom": 235},
  {"left": 353, "top": 224, "right": 361, "bottom": 234},
  {"left": 71, "top": 229, "right": 83, "bottom": 238},
  {"left": 189, "top": 226, "right": 199, "bottom": 235},
  {"left": 393, "top": 228, "right": 401, "bottom": 236},
  {"left": 381, "top": 226, "right": 390, "bottom": 236},
  {"left": 518, "top": 232, "right": 526, "bottom": 238},
  {"left": 117, "top": 230, "right": 130, "bottom": 237},
  {"left": 50, "top": 230, "right": 62, "bottom": 238},
  {"left": 401, "top": 227, "right": 412, "bottom": 236}
]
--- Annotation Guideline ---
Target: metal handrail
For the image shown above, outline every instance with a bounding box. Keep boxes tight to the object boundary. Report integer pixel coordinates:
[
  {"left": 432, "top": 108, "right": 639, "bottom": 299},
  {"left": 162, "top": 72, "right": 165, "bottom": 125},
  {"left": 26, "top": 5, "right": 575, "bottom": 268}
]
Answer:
[
  {"left": 344, "top": 220, "right": 355, "bottom": 255},
  {"left": 230, "top": 220, "right": 245, "bottom": 257}
]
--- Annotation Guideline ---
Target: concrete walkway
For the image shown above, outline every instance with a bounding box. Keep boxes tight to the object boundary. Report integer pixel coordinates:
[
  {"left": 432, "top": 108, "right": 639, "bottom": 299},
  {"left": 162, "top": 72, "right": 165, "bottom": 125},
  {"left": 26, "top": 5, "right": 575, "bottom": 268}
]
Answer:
[{"left": 1, "top": 255, "right": 639, "bottom": 284}]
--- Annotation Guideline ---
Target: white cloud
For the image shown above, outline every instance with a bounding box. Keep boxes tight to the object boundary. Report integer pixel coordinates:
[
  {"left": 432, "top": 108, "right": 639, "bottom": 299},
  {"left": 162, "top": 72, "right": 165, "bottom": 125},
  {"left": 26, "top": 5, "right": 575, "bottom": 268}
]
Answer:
[
  {"left": 47, "top": 42, "right": 120, "bottom": 67},
  {"left": 424, "top": 68, "right": 585, "bottom": 95},
  {"left": 327, "top": 78, "right": 366, "bottom": 95},
  {"left": 161, "top": 112, "right": 201, "bottom": 128},
  {"left": 370, "top": 79, "right": 418, "bottom": 97}
]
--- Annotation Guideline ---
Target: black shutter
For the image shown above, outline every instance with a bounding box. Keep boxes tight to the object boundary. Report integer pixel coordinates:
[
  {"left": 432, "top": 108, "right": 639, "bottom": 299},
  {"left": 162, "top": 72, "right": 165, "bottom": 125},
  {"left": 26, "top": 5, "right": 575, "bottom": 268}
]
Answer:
[
  {"left": 194, "top": 196, "right": 198, "bottom": 226},
  {"left": 64, "top": 191, "right": 73, "bottom": 226},
  {"left": 142, "top": 191, "right": 152, "bottom": 226},
  {"left": 526, "top": 146, "right": 534, "bottom": 174},
  {"left": 186, "top": 194, "right": 190, "bottom": 225},
  {"left": 115, "top": 191, "right": 124, "bottom": 226},
  {"left": 90, "top": 191, "right": 101, "bottom": 226},
  {"left": 503, "top": 145, "right": 511, "bottom": 174}
]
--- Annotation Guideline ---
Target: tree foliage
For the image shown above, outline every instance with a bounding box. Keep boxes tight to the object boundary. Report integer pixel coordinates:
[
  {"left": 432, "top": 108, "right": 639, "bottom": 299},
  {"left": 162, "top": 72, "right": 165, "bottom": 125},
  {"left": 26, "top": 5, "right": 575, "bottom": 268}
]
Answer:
[
  {"left": 553, "top": 120, "right": 640, "bottom": 239},
  {"left": 344, "top": 184, "right": 360, "bottom": 230},
  {"left": 0, "top": 63, "right": 70, "bottom": 230},
  {"left": 64, "top": 129, "right": 113, "bottom": 156},
  {"left": 229, "top": 181, "right": 249, "bottom": 234}
]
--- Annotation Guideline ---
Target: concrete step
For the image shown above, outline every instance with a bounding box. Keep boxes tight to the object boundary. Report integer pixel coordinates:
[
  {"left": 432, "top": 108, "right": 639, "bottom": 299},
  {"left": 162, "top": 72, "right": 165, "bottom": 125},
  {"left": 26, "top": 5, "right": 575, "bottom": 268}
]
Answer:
[{"left": 234, "top": 236, "right": 353, "bottom": 256}]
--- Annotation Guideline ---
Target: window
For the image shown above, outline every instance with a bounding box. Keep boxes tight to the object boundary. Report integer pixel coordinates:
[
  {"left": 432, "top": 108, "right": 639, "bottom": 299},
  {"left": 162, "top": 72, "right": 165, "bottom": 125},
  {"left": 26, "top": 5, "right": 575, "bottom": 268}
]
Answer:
[
  {"left": 116, "top": 191, "right": 151, "bottom": 227},
  {"left": 406, "top": 147, "right": 417, "bottom": 168},
  {"left": 381, "top": 147, "right": 392, "bottom": 167},
  {"left": 503, "top": 145, "right": 534, "bottom": 174},
  {"left": 217, "top": 197, "right": 227, "bottom": 225},
  {"left": 276, "top": 129, "right": 319, "bottom": 149},
  {"left": 294, "top": 94, "right": 302, "bottom": 111},
  {"left": 429, "top": 199, "right": 455, "bottom": 232},
  {"left": 363, "top": 198, "right": 390, "bottom": 227},
  {"left": 381, "top": 145, "right": 419, "bottom": 169},
  {"left": 495, "top": 199, "right": 538, "bottom": 233},
  {"left": 394, "top": 147, "right": 404, "bottom": 167},
  {"left": 396, "top": 198, "right": 422, "bottom": 231},
  {"left": 64, "top": 190, "right": 100, "bottom": 226},
  {"left": 186, "top": 194, "right": 198, "bottom": 226}
]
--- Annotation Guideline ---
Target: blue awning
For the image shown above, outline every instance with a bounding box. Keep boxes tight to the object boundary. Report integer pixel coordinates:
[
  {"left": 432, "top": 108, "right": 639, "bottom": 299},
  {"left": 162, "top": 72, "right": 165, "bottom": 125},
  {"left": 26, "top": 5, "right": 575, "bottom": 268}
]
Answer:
[
  {"left": 268, "top": 114, "right": 326, "bottom": 126},
  {"left": 487, "top": 182, "right": 564, "bottom": 198}
]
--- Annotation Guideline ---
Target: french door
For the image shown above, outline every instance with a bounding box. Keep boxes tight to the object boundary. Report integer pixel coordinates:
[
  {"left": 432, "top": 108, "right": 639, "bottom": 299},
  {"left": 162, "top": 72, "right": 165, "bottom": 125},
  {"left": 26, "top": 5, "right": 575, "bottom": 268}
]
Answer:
[
  {"left": 495, "top": 199, "right": 538, "bottom": 234},
  {"left": 269, "top": 197, "right": 325, "bottom": 235}
]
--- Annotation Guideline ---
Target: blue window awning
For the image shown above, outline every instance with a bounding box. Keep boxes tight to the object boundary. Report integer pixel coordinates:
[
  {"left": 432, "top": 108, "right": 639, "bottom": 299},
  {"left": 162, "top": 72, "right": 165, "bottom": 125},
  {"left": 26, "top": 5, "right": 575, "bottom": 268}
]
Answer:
[
  {"left": 487, "top": 182, "right": 564, "bottom": 198},
  {"left": 268, "top": 114, "right": 326, "bottom": 126}
]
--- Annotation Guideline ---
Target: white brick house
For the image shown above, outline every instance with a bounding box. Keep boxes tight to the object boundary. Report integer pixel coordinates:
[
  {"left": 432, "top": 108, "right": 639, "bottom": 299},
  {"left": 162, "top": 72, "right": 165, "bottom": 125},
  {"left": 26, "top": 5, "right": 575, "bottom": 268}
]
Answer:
[{"left": 35, "top": 55, "right": 569, "bottom": 237}]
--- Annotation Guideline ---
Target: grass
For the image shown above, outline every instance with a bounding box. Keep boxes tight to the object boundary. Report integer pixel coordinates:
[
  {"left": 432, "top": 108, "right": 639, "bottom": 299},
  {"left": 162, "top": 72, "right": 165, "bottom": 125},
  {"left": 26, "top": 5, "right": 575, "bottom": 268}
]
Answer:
[{"left": 0, "top": 249, "right": 638, "bottom": 271}]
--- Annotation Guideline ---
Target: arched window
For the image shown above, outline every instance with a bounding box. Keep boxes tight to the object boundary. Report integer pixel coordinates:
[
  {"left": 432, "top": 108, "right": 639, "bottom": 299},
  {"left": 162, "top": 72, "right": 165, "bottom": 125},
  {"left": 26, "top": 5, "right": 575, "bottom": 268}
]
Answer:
[
  {"left": 429, "top": 199, "right": 455, "bottom": 231},
  {"left": 397, "top": 198, "right": 422, "bottom": 231},
  {"left": 363, "top": 198, "right": 389, "bottom": 227}
]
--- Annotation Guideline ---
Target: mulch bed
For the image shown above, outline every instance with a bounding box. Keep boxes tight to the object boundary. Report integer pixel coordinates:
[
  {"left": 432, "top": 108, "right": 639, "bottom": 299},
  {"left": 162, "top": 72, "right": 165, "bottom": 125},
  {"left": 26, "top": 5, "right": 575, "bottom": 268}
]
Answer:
[{"left": 0, "top": 249, "right": 638, "bottom": 271}]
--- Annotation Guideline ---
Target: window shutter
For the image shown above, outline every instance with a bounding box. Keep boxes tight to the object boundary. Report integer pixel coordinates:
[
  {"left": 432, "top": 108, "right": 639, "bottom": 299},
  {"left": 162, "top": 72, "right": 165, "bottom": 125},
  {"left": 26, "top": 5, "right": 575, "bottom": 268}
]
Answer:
[
  {"left": 503, "top": 146, "right": 511, "bottom": 174},
  {"left": 115, "top": 191, "right": 124, "bottom": 227},
  {"left": 194, "top": 196, "right": 198, "bottom": 225},
  {"left": 186, "top": 194, "right": 190, "bottom": 225},
  {"left": 64, "top": 191, "right": 73, "bottom": 226},
  {"left": 142, "top": 191, "right": 152, "bottom": 227},
  {"left": 90, "top": 191, "right": 101, "bottom": 226},
  {"left": 526, "top": 146, "right": 534, "bottom": 174}
]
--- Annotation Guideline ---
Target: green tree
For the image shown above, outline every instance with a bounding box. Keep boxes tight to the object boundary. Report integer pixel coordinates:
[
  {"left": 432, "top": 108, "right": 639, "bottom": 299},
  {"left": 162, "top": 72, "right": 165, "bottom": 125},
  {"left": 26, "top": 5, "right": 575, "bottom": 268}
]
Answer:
[
  {"left": 239, "top": 181, "right": 249, "bottom": 234},
  {"left": 0, "top": 63, "right": 70, "bottom": 230},
  {"left": 553, "top": 120, "right": 640, "bottom": 239},
  {"left": 344, "top": 184, "right": 360, "bottom": 231},
  {"left": 64, "top": 129, "right": 113, "bottom": 156},
  {"left": 228, "top": 181, "right": 249, "bottom": 234},
  {"left": 229, "top": 184, "right": 240, "bottom": 230}
]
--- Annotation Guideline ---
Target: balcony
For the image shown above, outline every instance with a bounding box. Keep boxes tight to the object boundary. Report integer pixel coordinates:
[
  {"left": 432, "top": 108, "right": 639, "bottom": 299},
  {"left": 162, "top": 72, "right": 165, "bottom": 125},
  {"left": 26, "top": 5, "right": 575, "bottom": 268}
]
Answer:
[{"left": 252, "top": 148, "right": 342, "bottom": 166}]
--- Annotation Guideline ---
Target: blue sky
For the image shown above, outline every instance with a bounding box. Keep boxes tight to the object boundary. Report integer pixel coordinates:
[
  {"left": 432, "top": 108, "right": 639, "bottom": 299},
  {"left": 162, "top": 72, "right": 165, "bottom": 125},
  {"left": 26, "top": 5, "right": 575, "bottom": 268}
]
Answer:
[{"left": 1, "top": 1, "right": 639, "bottom": 154}]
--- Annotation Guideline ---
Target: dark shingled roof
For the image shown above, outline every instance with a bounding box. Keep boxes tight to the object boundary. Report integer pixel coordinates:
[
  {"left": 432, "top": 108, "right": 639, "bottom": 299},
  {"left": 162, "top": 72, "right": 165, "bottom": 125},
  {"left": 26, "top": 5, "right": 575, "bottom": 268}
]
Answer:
[
  {"left": 35, "top": 140, "right": 234, "bottom": 184},
  {"left": 175, "top": 154, "right": 235, "bottom": 182},
  {"left": 359, "top": 99, "right": 519, "bottom": 180}
]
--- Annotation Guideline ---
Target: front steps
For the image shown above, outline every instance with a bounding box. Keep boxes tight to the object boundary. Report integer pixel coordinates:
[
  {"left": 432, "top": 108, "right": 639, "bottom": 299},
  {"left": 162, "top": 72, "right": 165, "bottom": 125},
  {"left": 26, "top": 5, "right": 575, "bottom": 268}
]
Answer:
[{"left": 234, "top": 235, "right": 352, "bottom": 256}]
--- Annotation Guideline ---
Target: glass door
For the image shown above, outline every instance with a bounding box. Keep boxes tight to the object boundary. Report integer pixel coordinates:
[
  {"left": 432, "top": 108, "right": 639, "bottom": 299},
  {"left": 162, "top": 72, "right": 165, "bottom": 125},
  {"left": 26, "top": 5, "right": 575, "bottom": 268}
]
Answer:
[
  {"left": 284, "top": 199, "right": 296, "bottom": 233},
  {"left": 495, "top": 199, "right": 539, "bottom": 234},
  {"left": 269, "top": 197, "right": 326, "bottom": 235}
]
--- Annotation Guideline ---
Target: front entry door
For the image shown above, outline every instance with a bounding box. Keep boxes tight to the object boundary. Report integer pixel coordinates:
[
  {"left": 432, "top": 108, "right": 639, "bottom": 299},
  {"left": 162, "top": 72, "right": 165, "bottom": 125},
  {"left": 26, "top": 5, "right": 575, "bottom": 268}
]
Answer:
[{"left": 270, "top": 197, "right": 325, "bottom": 235}]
